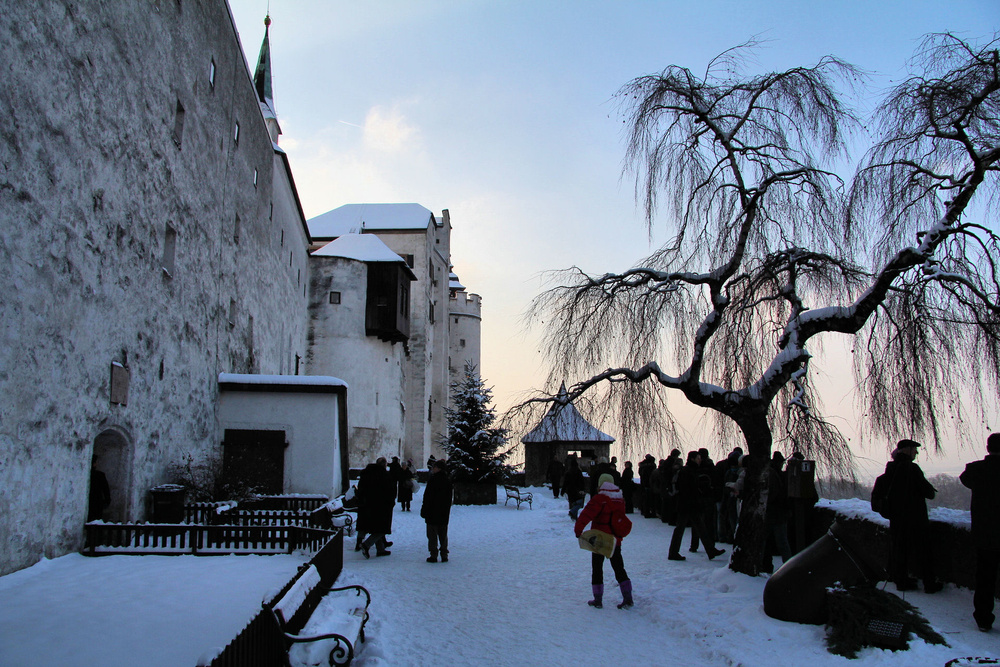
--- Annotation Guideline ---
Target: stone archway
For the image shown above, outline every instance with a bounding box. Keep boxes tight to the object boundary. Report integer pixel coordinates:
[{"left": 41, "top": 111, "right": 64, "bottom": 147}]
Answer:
[{"left": 90, "top": 428, "right": 132, "bottom": 522}]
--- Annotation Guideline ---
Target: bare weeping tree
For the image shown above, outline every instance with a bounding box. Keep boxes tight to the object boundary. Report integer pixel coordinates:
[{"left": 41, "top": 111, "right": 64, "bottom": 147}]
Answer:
[{"left": 522, "top": 34, "right": 1000, "bottom": 575}]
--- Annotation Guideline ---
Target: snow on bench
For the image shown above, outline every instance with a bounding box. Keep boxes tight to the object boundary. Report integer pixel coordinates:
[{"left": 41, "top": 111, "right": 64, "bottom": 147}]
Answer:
[
  {"left": 271, "top": 565, "right": 371, "bottom": 667},
  {"left": 503, "top": 485, "right": 532, "bottom": 510}
]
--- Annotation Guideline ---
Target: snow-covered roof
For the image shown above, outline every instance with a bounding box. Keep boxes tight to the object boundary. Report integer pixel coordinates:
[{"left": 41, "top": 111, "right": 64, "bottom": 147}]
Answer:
[
  {"left": 521, "top": 385, "right": 615, "bottom": 444},
  {"left": 313, "top": 234, "right": 404, "bottom": 263},
  {"left": 218, "top": 373, "right": 347, "bottom": 388},
  {"left": 307, "top": 204, "right": 437, "bottom": 238},
  {"left": 449, "top": 272, "right": 466, "bottom": 291},
  {"left": 312, "top": 234, "right": 417, "bottom": 280}
]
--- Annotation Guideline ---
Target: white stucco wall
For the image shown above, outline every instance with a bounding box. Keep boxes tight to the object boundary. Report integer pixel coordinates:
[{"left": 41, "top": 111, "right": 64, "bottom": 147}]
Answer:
[
  {"left": 0, "top": 1, "right": 310, "bottom": 575},
  {"left": 217, "top": 380, "right": 347, "bottom": 498},
  {"left": 306, "top": 256, "right": 406, "bottom": 465}
]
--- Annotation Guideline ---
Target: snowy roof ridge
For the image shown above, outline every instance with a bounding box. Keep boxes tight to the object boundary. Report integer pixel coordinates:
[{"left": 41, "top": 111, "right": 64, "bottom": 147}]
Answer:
[
  {"left": 307, "top": 203, "right": 437, "bottom": 238},
  {"left": 521, "top": 384, "right": 615, "bottom": 444}
]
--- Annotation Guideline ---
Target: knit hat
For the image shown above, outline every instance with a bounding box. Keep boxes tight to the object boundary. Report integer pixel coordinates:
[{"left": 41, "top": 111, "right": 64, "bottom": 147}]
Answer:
[{"left": 598, "top": 473, "right": 614, "bottom": 487}]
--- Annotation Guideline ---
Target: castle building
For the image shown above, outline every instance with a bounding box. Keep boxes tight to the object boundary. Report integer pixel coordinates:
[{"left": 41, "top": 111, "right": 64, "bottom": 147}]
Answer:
[
  {"left": 0, "top": 2, "right": 481, "bottom": 575},
  {"left": 306, "top": 204, "right": 482, "bottom": 466}
]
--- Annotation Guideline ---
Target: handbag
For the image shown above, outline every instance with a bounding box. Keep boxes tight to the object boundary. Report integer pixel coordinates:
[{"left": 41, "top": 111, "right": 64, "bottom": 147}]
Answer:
[{"left": 578, "top": 529, "right": 615, "bottom": 558}]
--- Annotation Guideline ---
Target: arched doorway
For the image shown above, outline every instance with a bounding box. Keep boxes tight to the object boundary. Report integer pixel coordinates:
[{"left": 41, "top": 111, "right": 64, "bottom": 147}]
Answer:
[{"left": 89, "top": 428, "right": 131, "bottom": 523}]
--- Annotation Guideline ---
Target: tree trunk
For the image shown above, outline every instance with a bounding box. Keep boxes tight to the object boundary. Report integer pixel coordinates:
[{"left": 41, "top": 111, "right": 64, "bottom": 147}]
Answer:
[{"left": 729, "top": 411, "right": 773, "bottom": 576}]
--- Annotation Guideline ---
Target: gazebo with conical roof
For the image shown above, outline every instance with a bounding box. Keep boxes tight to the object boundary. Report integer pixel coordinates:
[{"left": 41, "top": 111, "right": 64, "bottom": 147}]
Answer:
[{"left": 521, "top": 384, "right": 615, "bottom": 487}]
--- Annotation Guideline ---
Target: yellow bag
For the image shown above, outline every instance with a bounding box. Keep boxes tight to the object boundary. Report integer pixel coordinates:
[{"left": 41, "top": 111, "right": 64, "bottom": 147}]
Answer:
[{"left": 578, "top": 529, "right": 616, "bottom": 558}]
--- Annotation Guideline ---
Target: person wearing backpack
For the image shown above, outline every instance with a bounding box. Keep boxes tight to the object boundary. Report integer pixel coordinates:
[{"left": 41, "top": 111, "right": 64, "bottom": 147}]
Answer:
[
  {"left": 883, "top": 439, "right": 942, "bottom": 593},
  {"left": 574, "top": 473, "right": 633, "bottom": 609}
]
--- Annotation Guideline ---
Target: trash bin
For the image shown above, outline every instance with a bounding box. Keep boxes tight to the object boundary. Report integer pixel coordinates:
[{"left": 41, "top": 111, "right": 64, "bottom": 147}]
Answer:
[
  {"left": 763, "top": 520, "right": 886, "bottom": 624},
  {"left": 149, "top": 484, "right": 187, "bottom": 523}
]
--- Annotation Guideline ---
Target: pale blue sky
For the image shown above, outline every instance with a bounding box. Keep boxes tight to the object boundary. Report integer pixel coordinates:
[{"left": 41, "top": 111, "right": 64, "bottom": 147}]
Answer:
[{"left": 228, "top": 0, "right": 997, "bottom": 475}]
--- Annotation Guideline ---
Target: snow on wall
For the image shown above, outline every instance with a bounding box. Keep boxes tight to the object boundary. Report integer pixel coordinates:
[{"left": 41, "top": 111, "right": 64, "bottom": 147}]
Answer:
[{"left": 0, "top": 1, "right": 309, "bottom": 575}]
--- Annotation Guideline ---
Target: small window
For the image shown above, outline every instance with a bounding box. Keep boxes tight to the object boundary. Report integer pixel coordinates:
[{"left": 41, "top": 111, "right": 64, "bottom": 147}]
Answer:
[
  {"left": 460, "top": 339, "right": 466, "bottom": 348},
  {"left": 329, "top": 291, "right": 341, "bottom": 305},
  {"left": 209, "top": 58, "right": 216, "bottom": 89},
  {"left": 289, "top": 251, "right": 293, "bottom": 266},
  {"left": 404, "top": 254, "right": 414, "bottom": 268},
  {"left": 428, "top": 398, "right": 433, "bottom": 421},
  {"left": 253, "top": 168, "right": 258, "bottom": 188},
  {"left": 297, "top": 268, "right": 300, "bottom": 286},
  {"left": 172, "top": 99, "right": 185, "bottom": 147},
  {"left": 280, "top": 229, "right": 284, "bottom": 247},
  {"left": 429, "top": 302, "right": 435, "bottom": 323},
  {"left": 234, "top": 121, "right": 240, "bottom": 145},
  {"left": 233, "top": 214, "right": 241, "bottom": 243},
  {"left": 228, "top": 298, "right": 236, "bottom": 326},
  {"left": 162, "top": 224, "right": 177, "bottom": 276},
  {"left": 269, "top": 202, "right": 273, "bottom": 221}
]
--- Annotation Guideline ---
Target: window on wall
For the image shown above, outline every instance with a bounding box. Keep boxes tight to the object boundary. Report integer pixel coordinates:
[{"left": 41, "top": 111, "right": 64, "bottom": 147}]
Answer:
[
  {"left": 233, "top": 121, "right": 240, "bottom": 145},
  {"left": 253, "top": 168, "right": 258, "bottom": 188},
  {"left": 329, "top": 291, "right": 341, "bottom": 305},
  {"left": 428, "top": 302, "right": 435, "bottom": 323},
  {"left": 228, "top": 298, "right": 237, "bottom": 326},
  {"left": 269, "top": 202, "right": 273, "bottom": 221},
  {"left": 404, "top": 254, "right": 414, "bottom": 268},
  {"left": 162, "top": 224, "right": 177, "bottom": 276},
  {"left": 280, "top": 229, "right": 284, "bottom": 247},
  {"left": 209, "top": 58, "right": 216, "bottom": 89},
  {"left": 460, "top": 339, "right": 466, "bottom": 348},
  {"left": 233, "top": 214, "right": 241, "bottom": 243},
  {"left": 428, "top": 398, "right": 433, "bottom": 421},
  {"left": 172, "top": 99, "right": 185, "bottom": 147}
]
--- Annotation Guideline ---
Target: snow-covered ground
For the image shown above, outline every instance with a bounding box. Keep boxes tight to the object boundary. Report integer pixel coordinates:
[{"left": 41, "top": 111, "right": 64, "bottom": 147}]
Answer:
[{"left": 0, "top": 488, "right": 996, "bottom": 667}]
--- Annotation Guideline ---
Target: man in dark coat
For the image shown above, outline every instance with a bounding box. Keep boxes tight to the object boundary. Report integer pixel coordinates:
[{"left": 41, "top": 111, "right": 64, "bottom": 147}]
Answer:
[
  {"left": 884, "top": 439, "right": 941, "bottom": 593},
  {"left": 960, "top": 433, "right": 1000, "bottom": 631},
  {"left": 668, "top": 451, "right": 725, "bottom": 561},
  {"left": 421, "top": 458, "right": 453, "bottom": 562},
  {"left": 547, "top": 455, "right": 565, "bottom": 498},
  {"left": 638, "top": 454, "right": 657, "bottom": 518},
  {"left": 358, "top": 457, "right": 396, "bottom": 558}
]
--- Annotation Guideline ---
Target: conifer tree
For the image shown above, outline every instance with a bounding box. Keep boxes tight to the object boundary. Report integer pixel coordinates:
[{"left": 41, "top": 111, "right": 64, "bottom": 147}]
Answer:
[{"left": 442, "top": 363, "right": 514, "bottom": 483}]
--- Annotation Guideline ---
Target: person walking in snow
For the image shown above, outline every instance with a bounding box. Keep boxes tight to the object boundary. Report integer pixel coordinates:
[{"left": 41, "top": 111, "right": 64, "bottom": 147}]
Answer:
[
  {"left": 547, "top": 454, "right": 565, "bottom": 498},
  {"left": 358, "top": 457, "right": 396, "bottom": 558},
  {"left": 397, "top": 459, "right": 416, "bottom": 511},
  {"left": 668, "top": 450, "right": 726, "bottom": 562},
  {"left": 421, "top": 457, "right": 453, "bottom": 563},
  {"left": 563, "top": 455, "right": 586, "bottom": 521},
  {"left": 959, "top": 433, "right": 1000, "bottom": 632},
  {"left": 574, "top": 473, "right": 633, "bottom": 609}
]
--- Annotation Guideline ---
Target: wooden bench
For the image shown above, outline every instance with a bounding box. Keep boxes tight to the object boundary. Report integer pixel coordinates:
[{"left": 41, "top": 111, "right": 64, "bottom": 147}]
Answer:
[
  {"left": 271, "top": 564, "right": 371, "bottom": 666},
  {"left": 503, "top": 485, "right": 533, "bottom": 510}
]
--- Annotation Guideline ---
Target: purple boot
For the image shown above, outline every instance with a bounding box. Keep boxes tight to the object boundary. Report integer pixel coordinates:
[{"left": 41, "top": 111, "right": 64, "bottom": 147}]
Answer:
[
  {"left": 588, "top": 584, "right": 604, "bottom": 609},
  {"left": 617, "top": 580, "right": 633, "bottom": 609}
]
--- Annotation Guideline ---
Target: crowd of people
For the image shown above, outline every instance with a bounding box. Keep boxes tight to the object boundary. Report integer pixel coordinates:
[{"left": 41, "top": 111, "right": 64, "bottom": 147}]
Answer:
[
  {"left": 348, "top": 437, "right": 998, "bottom": 632},
  {"left": 352, "top": 455, "right": 453, "bottom": 563},
  {"left": 551, "top": 447, "right": 819, "bottom": 573}
]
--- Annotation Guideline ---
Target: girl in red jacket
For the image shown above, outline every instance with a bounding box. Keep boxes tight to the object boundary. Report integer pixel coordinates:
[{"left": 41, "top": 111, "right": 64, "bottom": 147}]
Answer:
[{"left": 574, "top": 473, "right": 633, "bottom": 609}]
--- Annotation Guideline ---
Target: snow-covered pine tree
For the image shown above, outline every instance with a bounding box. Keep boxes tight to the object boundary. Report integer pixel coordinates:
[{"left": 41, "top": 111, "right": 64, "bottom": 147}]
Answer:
[{"left": 442, "top": 362, "right": 514, "bottom": 484}]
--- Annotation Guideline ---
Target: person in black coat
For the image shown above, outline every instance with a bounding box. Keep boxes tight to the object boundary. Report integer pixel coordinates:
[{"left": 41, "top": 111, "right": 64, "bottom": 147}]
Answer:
[
  {"left": 668, "top": 451, "right": 725, "bottom": 561},
  {"left": 621, "top": 461, "right": 636, "bottom": 514},
  {"left": 960, "top": 432, "right": 1000, "bottom": 631},
  {"left": 397, "top": 459, "right": 416, "bottom": 511},
  {"left": 883, "top": 439, "right": 940, "bottom": 592},
  {"left": 358, "top": 458, "right": 396, "bottom": 558},
  {"left": 547, "top": 455, "right": 565, "bottom": 498},
  {"left": 421, "top": 458, "right": 453, "bottom": 562},
  {"left": 562, "top": 455, "right": 586, "bottom": 521}
]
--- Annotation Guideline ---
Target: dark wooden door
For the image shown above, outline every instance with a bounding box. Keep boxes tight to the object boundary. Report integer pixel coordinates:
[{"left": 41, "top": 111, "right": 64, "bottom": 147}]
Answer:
[{"left": 222, "top": 429, "right": 286, "bottom": 496}]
